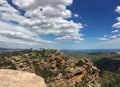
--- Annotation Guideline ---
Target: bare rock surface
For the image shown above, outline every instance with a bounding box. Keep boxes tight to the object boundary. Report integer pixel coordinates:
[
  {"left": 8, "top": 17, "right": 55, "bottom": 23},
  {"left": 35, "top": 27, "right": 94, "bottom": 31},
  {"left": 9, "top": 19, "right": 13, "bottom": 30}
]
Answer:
[{"left": 0, "top": 69, "right": 46, "bottom": 87}]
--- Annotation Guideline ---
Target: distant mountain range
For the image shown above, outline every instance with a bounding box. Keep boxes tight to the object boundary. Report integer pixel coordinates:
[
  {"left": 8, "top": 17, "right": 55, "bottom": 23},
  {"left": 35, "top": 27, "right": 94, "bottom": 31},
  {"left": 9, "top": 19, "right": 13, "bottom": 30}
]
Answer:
[
  {"left": 61, "top": 49, "right": 120, "bottom": 53},
  {"left": 0, "top": 47, "right": 21, "bottom": 51},
  {"left": 0, "top": 47, "right": 12, "bottom": 50}
]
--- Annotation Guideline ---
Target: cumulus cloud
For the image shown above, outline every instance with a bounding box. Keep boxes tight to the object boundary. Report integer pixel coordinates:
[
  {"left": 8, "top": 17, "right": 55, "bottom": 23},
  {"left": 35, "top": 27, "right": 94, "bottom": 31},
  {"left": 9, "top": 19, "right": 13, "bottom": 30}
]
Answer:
[
  {"left": 56, "top": 34, "right": 84, "bottom": 41},
  {"left": 96, "top": 34, "right": 120, "bottom": 41},
  {"left": 0, "top": 21, "right": 52, "bottom": 48},
  {"left": 112, "top": 6, "right": 120, "bottom": 28},
  {"left": 111, "top": 29, "right": 119, "bottom": 33},
  {"left": 110, "top": 35, "right": 117, "bottom": 39},
  {"left": 112, "top": 22, "right": 120, "bottom": 28},
  {"left": 94, "top": 35, "right": 109, "bottom": 41},
  {"left": 95, "top": 38, "right": 109, "bottom": 41},
  {"left": 0, "top": 0, "right": 84, "bottom": 48},
  {"left": 13, "top": 0, "right": 73, "bottom": 10},
  {"left": 115, "top": 6, "right": 120, "bottom": 14},
  {"left": 116, "top": 17, "right": 120, "bottom": 21}
]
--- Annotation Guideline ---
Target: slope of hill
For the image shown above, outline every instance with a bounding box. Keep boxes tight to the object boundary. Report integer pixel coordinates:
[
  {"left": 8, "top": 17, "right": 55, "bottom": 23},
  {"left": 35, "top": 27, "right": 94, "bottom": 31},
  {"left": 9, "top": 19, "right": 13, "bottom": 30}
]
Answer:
[
  {"left": 95, "top": 57, "right": 120, "bottom": 72},
  {"left": 94, "top": 57, "right": 120, "bottom": 87},
  {"left": 63, "top": 50, "right": 120, "bottom": 87}
]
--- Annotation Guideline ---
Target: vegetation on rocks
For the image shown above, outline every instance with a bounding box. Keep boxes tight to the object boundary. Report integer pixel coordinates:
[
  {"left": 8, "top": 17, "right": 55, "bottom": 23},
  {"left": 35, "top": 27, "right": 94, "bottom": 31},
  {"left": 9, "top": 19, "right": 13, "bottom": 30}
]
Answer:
[
  {"left": 0, "top": 49, "right": 100, "bottom": 87},
  {"left": 64, "top": 51, "right": 120, "bottom": 87}
]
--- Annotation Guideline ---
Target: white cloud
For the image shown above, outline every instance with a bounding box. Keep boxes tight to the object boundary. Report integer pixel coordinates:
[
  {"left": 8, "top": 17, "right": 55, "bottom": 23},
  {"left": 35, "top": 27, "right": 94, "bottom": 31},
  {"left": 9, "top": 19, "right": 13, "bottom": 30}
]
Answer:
[
  {"left": 112, "top": 22, "right": 120, "bottom": 28},
  {"left": 0, "top": 0, "right": 84, "bottom": 48},
  {"left": 0, "top": 21, "right": 53, "bottom": 48},
  {"left": 115, "top": 6, "right": 120, "bottom": 14},
  {"left": 110, "top": 35, "right": 117, "bottom": 39},
  {"left": 74, "top": 14, "right": 79, "bottom": 18},
  {"left": 95, "top": 35, "right": 109, "bottom": 41},
  {"left": 112, "top": 6, "right": 120, "bottom": 28},
  {"left": 13, "top": 0, "right": 73, "bottom": 10},
  {"left": 13, "top": 0, "right": 34, "bottom": 10},
  {"left": 96, "top": 38, "right": 109, "bottom": 41},
  {"left": 116, "top": 17, "right": 120, "bottom": 21},
  {"left": 111, "top": 29, "right": 119, "bottom": 33},
  {"left": 96, "top": 34, "right": 120, "bottom": 41},
  {"left": 56, "top": 34, "right": 84, "bottom": 41}
]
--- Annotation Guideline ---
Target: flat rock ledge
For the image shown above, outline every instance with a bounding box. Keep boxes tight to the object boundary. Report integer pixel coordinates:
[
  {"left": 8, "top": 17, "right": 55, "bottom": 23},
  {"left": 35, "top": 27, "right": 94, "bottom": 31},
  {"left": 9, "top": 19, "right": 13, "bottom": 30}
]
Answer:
[{"left": 0, "top": 69, "right": 46, "bottom": 87}]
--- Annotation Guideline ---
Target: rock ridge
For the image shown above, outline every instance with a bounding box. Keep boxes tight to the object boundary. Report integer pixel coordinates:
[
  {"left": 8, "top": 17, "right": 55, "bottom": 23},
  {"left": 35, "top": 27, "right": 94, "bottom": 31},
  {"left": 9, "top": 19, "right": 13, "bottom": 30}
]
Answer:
[{"left": 0, "top": 49, "right": 101, "bottom": 87}]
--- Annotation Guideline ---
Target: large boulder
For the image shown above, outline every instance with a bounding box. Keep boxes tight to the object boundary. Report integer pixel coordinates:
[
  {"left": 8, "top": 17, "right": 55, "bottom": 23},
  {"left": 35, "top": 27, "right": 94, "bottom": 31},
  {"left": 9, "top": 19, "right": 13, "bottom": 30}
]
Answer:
[{"left": 0, "top": 69, "right": 46, "bottom": 87}]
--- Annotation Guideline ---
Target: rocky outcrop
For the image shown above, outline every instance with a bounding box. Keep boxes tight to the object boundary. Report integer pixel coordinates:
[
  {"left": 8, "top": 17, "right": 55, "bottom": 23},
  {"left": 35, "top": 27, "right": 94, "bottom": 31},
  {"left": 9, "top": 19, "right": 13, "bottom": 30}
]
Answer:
[
  {"left": 0, "top": 69, "right": 46, "bottom": 87},
  {"left": 0, "top": 49, "right": 101, "bottom": 87},
  {"left": 48, "top": 58, "right": 100, "bottom": 87}
]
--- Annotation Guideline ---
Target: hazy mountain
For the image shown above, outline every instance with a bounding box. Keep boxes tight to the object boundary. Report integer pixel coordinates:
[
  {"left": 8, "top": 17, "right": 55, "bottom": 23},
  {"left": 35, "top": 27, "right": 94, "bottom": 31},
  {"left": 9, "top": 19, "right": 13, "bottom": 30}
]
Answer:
[{"left": 0, "top": 47, "right": 12, "bottom": 50}]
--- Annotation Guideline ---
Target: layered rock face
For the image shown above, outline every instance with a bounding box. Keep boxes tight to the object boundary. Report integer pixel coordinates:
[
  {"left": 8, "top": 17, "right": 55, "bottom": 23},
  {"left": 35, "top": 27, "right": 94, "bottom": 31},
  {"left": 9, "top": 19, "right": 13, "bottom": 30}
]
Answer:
[
  {"left": 0, "top": 69, "right": 46, "bottom": 87},
  {"left": 0, "top": 49, "right": 101, "bottom": 87}
]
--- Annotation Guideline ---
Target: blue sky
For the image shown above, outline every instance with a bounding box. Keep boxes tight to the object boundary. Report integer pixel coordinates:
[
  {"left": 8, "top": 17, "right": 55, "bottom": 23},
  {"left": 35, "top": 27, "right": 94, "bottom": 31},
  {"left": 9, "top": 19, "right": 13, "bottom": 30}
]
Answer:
[
  {"left": 68, "top": 0, "right": 119, "bottom": 37},
  {"left": 0, "top": 0, "right": 120, "bottom": 49}
]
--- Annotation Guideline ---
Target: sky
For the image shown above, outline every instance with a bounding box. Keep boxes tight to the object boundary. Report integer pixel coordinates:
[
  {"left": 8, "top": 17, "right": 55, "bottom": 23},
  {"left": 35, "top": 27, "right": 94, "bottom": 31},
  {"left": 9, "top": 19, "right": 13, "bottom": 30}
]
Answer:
[{"left": 0, "top": 0, "right": 120, "bottom": 49}]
